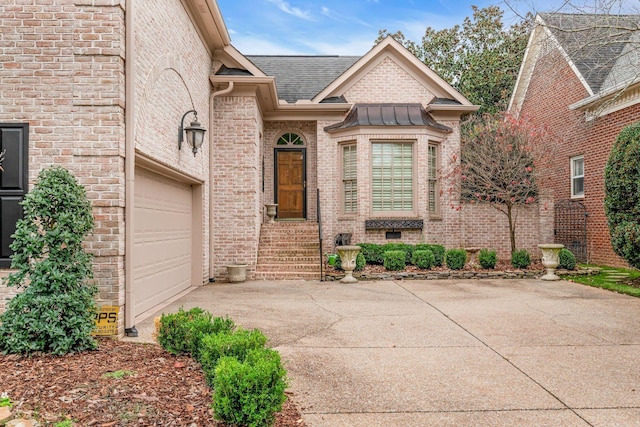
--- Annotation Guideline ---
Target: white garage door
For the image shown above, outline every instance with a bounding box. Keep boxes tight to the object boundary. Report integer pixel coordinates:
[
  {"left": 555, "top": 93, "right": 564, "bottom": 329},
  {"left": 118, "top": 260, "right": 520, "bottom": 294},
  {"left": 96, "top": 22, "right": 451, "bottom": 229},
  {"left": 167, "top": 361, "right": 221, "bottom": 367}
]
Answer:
[{"left": 133, "top": 167, "right": 193, "bottom": 318}]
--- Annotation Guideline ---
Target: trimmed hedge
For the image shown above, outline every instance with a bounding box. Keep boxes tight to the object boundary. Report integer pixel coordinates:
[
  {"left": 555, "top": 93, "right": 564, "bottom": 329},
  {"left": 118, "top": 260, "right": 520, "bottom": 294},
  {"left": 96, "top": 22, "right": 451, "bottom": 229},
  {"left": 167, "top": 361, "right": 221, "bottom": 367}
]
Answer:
[
  {"left": 383, "top": 250, "right": 406, "bottom": 271},
  {"left": 445, "top": 249, "right": 467, "bottom": 270},
  {"left": 558, "top": 248, "right": 576, "bottom": 270},
  {"left": 412, "top": 249, "right": 435, "bottom": 269},
  {"left": 478, "top": 249, "right": 497, "bottom": 269},
  {"left": 511, "top": 249, "right": 531, "bottom": 269}
]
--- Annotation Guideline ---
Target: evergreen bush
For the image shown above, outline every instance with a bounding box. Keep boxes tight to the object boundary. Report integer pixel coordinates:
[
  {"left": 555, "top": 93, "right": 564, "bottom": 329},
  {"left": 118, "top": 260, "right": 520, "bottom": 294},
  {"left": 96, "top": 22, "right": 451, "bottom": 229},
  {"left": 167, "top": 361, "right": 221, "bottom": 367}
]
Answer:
[
  {"left": 355, "top": 252, "right": 366, "bottom": 271},
  {"left": 511, "top": 249, "right": 531, "bottom": 269},
  {"left": 212, "top": 348, "right": 287, "bottom": 427},
  {"left": 604, "top": 122, "right": 640, "bottom": 268},
  {"left": 357, "top": 243, "right": 385, "bottom": 264},
  {"left": 445, "top": 249, "right": 467, "bottom": 270},
  {"left": 383, "top": 250, "right": 406, "bottom": 271},
  {"left": 0, "top": 167, "right": 97, "bottom": 355},
  {"left": 558, "top": 248, "right": 576, "bottom": 270},
  {"left": 155, "top": 307, "right": 235, "bottom": 358},
  {"left": 478, "top": 249, "right": 497, "bottom": 269},
  {"left": 412, "top": 249, "right": 435, "bottom": 269},
  {"left": 199, "top": 328, "right": 267, "bottom": 386}
]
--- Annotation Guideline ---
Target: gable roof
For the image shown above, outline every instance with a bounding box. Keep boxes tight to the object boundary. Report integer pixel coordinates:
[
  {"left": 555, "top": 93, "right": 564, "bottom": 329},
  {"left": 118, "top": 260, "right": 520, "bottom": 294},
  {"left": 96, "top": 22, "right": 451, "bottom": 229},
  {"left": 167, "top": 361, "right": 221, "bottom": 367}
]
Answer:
[
  {"left": 509, "top": 12, "right": 640, "bottom": 113},
  {"left": 246, "top": 56, "right": 360, "bottom": 103},
  {"left": 540, "top": 13, "right": 640, "bottom": 94}
]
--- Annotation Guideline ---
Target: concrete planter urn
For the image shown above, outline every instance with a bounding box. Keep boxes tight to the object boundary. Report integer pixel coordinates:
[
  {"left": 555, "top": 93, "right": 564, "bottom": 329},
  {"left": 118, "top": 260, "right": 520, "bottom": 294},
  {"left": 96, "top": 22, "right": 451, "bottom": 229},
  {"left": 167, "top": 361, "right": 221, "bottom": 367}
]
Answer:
[
  {"left": 265, "top": 203, "right": 278, "bottom": 223},
  {"left": 226, "top": 264, "right": 247, "bottom": 282},
  {"left": 538, "top": 243, "right": 564, "bottom": 281},
  {"left": 336, "top": 245, "right": 361, "bottom": 283}
]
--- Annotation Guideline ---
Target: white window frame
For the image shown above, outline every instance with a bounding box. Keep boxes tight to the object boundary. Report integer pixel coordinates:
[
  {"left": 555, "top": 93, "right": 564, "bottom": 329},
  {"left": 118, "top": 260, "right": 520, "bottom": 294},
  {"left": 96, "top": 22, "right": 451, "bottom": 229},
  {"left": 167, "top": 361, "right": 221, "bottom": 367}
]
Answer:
[
  {"left": 571, "top": 155, "right": 584, "bottom": 198},
  {"left": 371, "top": 141, "right": 415, "bottom": 216},
  {"left": 428, "top": 143, "right": 440, "bottom": 217},
  {"left": 341, "top": 143, "right": 357, "bottom": 214}
]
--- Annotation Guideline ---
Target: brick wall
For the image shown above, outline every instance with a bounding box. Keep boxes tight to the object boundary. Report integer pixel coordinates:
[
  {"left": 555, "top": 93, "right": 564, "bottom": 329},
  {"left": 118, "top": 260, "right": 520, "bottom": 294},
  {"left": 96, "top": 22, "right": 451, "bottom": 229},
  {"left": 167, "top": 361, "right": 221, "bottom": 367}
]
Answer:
[
  {"left": 0, "top": 0, "right": 126, "bottom": 313},
  {"left": 211, "top": 95, "right": 262, "bottom": 280},
  {"left": 519, "top": 47, "right": 639, "bottom": 267}
]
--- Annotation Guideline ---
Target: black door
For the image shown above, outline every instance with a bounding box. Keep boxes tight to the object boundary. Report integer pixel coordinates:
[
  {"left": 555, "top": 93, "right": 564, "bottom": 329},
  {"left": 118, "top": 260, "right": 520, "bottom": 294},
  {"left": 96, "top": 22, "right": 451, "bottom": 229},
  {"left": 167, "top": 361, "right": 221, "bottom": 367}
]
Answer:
[{"left": 0, "top": 123, "right": 29, "bottom": 268}]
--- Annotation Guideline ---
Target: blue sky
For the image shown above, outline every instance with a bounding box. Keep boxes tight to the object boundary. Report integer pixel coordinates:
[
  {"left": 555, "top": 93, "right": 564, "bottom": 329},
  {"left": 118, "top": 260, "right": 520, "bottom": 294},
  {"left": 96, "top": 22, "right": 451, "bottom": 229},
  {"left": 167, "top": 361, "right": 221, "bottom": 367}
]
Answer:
[{"left": 215, "top": 0, "right": 636, "bottom": 55}]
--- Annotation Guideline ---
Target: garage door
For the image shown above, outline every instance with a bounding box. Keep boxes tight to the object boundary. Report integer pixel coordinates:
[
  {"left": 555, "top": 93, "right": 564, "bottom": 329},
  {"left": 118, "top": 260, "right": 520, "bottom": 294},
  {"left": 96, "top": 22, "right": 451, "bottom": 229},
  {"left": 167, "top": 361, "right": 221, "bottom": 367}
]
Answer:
[{"left": 133, "top": 167, "right": 193, "bottom": 318}]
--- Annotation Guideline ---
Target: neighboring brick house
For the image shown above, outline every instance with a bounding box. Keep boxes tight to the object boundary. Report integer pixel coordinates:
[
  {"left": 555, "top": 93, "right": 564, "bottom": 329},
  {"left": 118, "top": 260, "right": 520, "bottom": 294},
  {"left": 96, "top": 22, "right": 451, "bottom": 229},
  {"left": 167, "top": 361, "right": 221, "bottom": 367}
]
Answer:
[
  {"left": 1, "top": 0, "right": 554, "bottom": 337},
  {"left": 509, "top": 13, "right": 640, "bottom": 267}
]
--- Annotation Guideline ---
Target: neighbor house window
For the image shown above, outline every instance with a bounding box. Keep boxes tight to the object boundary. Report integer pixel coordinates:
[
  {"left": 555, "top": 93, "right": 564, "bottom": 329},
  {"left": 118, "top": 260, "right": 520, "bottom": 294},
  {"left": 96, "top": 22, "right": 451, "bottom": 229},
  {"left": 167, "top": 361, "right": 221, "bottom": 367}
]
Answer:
[
  {"left": 342, "top": 144, "right": 357, "bottom": 213},
  {"left": 428, "top": 143, "right": 440, "bottom": 216},
  {"left": 372, "top": 142, "right": 413, "bottom": 212},
  {"left": 571, "top": 156, "right": 584, "bottom": 198}
]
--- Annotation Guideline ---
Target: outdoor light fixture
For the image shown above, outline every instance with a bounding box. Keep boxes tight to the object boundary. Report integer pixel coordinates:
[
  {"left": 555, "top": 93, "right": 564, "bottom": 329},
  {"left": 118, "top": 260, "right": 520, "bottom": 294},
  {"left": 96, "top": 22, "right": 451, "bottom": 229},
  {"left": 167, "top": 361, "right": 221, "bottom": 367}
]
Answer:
[{"left": 178, "top": 109, "right": 206, "bottom": 156}]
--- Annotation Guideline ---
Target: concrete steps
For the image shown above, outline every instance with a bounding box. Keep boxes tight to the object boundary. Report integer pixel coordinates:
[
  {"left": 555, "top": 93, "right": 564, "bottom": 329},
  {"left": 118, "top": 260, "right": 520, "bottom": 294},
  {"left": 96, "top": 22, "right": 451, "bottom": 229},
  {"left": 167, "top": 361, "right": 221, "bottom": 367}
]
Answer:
[{"left": 254, "top": 221, "right": 322, "bottom": 280}]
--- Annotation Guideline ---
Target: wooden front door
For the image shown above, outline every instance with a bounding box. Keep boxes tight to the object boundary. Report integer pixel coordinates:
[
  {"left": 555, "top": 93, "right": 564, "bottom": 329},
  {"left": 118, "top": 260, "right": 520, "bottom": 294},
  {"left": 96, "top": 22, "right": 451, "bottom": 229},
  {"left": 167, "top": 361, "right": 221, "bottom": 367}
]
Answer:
[{"left": 275, "top": 149, "right": 306, "bottom": 219}]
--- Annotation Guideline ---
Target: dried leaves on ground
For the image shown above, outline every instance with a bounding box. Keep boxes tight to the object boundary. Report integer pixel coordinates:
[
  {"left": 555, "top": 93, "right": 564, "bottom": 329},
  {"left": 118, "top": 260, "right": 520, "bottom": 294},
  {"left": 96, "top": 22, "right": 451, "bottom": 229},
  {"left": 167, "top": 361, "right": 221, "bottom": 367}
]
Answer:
[{"left": 0, "top": 338, "right": 305, "bottom": 426}]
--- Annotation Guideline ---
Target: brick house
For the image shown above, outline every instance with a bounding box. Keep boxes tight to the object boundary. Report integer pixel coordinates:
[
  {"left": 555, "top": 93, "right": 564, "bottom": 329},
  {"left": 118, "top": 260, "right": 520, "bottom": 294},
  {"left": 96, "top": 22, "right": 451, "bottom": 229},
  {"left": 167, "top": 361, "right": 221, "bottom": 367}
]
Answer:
[
  {"left": 509, "top": 13, "right": 640, "bottom": 267},
  {"left": 1, "top": 0, "right": 554, "bottom": 336}
]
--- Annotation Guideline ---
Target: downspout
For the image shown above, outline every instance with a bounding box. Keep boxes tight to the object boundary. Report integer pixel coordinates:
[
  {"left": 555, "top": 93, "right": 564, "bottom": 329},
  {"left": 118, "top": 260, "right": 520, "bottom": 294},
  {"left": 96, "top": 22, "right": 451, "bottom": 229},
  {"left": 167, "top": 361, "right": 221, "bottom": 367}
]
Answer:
[
  {"left": 124, "top": 0, "right": 137, "bottom": 337},
  {"left": 208, "top": 81, "right": 234, "bottom": 280}
]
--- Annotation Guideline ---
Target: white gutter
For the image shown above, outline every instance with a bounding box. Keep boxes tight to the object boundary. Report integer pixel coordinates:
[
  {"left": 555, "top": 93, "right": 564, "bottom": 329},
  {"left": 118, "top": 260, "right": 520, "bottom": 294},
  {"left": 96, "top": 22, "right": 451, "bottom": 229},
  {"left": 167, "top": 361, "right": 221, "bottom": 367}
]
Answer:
[
  {"left": 124, "top": 0, "right": 137, "bottom": 336},
  {"left": 208, "top": 81, "right": 234, "bottom": 279}
]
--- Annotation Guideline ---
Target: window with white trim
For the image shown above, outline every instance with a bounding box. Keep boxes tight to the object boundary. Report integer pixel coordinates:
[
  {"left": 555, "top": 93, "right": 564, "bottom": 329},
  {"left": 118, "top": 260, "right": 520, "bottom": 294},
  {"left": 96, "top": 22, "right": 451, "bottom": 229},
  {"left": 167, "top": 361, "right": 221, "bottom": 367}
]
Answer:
[
  {"left": 428, "top": 143, "right": 440, "bottom": 215},
  {"left": 372, "top": 142, "right": 413, "bottom": 212},
  {"left": 571, "top": 156, "right": 584, "bottom": 198},
  {"left": 342, "top": 144, "right": 357, "bottom": 213}
]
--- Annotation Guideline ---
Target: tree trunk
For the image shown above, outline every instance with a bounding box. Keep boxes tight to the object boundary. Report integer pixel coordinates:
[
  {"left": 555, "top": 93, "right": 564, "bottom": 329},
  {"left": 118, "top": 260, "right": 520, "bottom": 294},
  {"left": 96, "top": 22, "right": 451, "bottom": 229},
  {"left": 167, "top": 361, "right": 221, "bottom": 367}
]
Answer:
[{"left": 507, "top": 203, "right": 516, "bottom": 254}]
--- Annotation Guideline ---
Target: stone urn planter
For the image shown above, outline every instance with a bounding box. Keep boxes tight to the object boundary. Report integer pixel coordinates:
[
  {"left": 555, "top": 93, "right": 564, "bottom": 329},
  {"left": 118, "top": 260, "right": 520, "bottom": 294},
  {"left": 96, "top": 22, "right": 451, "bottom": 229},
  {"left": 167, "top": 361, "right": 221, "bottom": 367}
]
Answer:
[
  {"left": 538, "top": 243, "right": 564, "bottom": 281},
  {"left": 226, "top": 264, "right": 247, "bottom": 283},
  {"left": 265, "top": 203, "right": 278, "bottom": 223},
  {"left": 336, "top": 245, "right": 361, "bottom": 283}
]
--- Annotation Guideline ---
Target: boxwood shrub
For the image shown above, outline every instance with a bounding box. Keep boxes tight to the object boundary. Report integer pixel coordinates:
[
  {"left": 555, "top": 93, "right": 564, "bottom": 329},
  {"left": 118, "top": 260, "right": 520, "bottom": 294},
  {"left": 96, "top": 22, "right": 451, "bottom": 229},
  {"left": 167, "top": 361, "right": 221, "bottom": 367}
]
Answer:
[
  {"left": 416, "top": 244, "right": 445, "bottom": 266},
  {"left": 445, "top": 249, "right": 467, "bottom": 270},
  {"left": 412, "top": 249, "right": 435, "bottom": 269},
  {"left": 478, "top": 249, "right": 497, "bottom": 269},
  {"left": 511, "top": 249, "right": 531, "bottom": 269},
  {"left": 212, "top": 348, "right": 287, "bottom": 427},
  {"left": 383, "top": 250, "right": 406, "bottom": 271},
  {"left": 558, "top": 248, "right": 576, "bottom": 270},
  {"left": 199, "top": 328, "right": 268, "bottom": 386}
]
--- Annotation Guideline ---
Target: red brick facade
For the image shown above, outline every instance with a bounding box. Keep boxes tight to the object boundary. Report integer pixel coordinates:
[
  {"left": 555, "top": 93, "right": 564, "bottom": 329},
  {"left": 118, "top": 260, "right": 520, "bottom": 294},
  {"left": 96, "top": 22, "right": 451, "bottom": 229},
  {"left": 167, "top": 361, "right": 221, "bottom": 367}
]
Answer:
[{"left": 514, "top": 30, "right": 640, "bottom": 267}]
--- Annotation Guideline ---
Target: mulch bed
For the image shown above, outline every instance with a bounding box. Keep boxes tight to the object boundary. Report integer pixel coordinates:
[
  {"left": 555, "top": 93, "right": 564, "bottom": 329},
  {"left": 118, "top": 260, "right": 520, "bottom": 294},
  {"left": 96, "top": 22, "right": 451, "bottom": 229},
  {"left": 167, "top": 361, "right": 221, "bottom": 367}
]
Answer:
[{"left": 0, "top": 338, "right": 305, "bottom": 426}]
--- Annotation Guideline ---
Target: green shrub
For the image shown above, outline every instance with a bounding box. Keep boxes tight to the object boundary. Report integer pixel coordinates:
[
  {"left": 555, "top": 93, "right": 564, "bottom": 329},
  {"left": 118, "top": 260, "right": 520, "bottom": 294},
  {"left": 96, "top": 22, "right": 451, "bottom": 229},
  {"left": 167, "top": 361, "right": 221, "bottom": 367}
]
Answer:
[
  {"left": 445, "top": 249, "right": 467, "bottom": 270},
  {"left": 356, "top": 243, "right": 385, "bottom": 264},
  {"left": 605, "top": 122, "right": 640, "bottom": 269},
  {"left": 212, "top": 348, "right": 287, "bottom": 427},
  {"left": 478, "top": 249, "right": 497, "bottom": 269},
  {"left": 155, "top": 307, "right": 235, "bottom": 358},
  {"left": 383, "top": 250, "right": 406, "bottom": 271},
  {"left": 558, "top": 249, "right": 576, "bottom": 270},
  {"left": 412, "top": 249, "right": 435, "bottom": 269},
  {"left": 416, "top": 244, "right": 445, "bottom": 266},
  {"left": 199, "top": 328, "right": 267, "bottom": 386},
  {"left": 382, "top": 243, "right": 413, "bottom": 264},
  {"left": 511, "top": 249, "right": 531, "bottom": 269},
  {"left": 0, "top": 166, "right": 97, "bottom": 355}
]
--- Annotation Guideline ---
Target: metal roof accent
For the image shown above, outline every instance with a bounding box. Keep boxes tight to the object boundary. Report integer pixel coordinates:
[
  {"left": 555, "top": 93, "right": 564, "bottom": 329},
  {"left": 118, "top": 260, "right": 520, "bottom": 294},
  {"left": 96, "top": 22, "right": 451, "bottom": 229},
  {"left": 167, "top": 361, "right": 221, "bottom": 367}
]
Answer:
[
  {"left": 324, "top": 103, "right": 452, "bottom": 133},
  {"left": 246, "top": 55, "right": 360, "bottom": 103}
]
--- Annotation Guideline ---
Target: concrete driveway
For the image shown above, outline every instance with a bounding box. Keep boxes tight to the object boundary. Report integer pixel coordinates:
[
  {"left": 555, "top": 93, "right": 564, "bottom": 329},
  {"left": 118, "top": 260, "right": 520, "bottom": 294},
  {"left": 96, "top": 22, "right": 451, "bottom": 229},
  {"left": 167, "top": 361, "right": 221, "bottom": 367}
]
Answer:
[{"left": 130, "top": 279, "right": 640, "bottom": 426}]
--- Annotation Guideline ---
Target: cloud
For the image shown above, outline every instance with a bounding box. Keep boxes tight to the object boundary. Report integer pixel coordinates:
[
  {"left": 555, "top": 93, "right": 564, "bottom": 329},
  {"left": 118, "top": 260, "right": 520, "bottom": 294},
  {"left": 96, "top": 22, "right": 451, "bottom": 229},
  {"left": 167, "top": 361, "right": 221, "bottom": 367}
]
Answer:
[
  {"left": 267, "top": 0, "right": 313, "bottom": 20},
  {"left": 229, "top": 35, "right": 309, "bottom": 55}
]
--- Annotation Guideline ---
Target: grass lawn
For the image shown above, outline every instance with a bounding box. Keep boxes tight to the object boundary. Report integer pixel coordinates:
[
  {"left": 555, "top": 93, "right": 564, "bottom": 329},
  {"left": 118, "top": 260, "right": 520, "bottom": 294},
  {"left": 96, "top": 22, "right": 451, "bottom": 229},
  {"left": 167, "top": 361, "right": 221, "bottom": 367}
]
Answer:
[{"left": 561, "top": 264, "right": 640, "bottom": 298}]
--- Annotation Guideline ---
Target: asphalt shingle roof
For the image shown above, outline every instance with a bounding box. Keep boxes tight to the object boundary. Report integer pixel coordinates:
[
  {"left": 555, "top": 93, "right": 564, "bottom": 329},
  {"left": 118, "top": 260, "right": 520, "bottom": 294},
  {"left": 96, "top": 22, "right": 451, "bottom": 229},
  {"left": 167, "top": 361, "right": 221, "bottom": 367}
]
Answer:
[
  {"left": 540, "top": 13, "right": 640, "bottom": 93},
  {"left": 246, "top": 55, "right": 361, "bottom": 103}
]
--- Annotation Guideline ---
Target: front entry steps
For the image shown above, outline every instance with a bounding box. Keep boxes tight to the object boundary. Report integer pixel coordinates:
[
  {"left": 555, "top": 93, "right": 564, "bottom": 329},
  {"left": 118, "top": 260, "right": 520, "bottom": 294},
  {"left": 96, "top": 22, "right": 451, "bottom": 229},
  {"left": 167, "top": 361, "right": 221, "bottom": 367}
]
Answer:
[{"left": 255, "top": 221, "right": 322, "bottom": 280}]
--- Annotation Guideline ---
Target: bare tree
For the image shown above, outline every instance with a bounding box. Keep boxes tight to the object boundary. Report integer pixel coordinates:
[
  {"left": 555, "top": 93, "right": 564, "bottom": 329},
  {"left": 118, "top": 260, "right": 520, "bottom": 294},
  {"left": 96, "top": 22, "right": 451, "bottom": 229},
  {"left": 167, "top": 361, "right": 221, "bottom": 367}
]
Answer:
[{"left": 446, "top": 113, "right": 558, "bottom": 253}]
